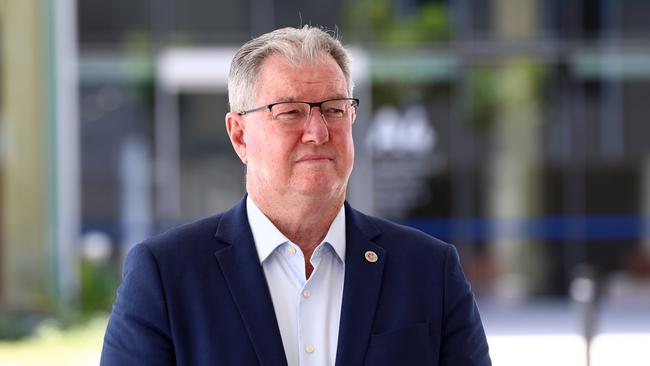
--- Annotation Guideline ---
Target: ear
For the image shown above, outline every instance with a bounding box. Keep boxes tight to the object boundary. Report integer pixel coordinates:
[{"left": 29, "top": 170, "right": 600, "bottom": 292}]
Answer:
[{"left": 225, "top": 112, "right": 248, "bottom": 164}]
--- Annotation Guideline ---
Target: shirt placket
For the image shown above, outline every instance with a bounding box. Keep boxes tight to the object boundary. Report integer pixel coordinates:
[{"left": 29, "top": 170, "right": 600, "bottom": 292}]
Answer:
[{"left": 298, "top": 245, "right": 326, "bottom": 366}]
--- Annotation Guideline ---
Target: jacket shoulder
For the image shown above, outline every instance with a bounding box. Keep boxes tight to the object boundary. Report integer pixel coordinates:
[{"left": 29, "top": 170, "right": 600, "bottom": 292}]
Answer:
[{"left": 129, "top": 212, "right": 229, "bottom": 268}]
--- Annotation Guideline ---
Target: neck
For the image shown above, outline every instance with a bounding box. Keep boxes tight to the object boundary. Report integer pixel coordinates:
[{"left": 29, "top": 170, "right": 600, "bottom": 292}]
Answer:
[{"left": 248, "top": 189, "right": 344, "bottom": 254}]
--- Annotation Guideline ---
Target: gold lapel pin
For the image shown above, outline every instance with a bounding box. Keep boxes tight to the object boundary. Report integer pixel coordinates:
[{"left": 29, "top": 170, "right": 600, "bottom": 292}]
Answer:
[{"left": 364, "top": 250, "right": 378, "bottom": 263}]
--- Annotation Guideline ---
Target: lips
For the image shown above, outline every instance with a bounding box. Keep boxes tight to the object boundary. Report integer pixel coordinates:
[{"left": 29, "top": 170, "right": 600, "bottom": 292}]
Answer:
[{"left": 296, "top": 154, "right": 334, "bottom": 163}]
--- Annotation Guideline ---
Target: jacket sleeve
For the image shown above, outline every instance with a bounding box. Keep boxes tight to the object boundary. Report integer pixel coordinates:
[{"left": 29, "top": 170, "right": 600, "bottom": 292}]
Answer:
[
  {"left": 100, "top": 244, "right": 175, "bottom": 366},
  {"left": 439, "top": 245, "right": 491, "bottom": 366}
]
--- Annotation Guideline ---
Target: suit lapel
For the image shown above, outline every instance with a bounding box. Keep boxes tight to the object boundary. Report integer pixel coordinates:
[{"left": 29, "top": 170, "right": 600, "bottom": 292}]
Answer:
[
  {"left": 335, "top": 204, "right": 385, "bottom": 366},
  {"left": 213, "top": 197, "right": 288, "bottom": 366}
]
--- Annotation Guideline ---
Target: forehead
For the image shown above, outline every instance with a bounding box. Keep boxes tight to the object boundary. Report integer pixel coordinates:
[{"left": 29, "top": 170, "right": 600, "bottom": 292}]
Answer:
[{"left": 255, "top": 53, "right": 349, "bottom": 102}]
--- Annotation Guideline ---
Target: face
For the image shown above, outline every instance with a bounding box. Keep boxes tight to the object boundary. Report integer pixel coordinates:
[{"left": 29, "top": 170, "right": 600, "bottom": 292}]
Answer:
[{"left": 226, "top": 53, "right": 355, "bottom": 204}]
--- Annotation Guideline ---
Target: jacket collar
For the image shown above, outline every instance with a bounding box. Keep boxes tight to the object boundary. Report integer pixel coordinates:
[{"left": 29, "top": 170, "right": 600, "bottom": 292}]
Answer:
[
  {"left": 213, "top": 195, "right": 289, "bottom": 366},
  {"left": 335, "top": 202, "right": 385, "bottom": 366}
]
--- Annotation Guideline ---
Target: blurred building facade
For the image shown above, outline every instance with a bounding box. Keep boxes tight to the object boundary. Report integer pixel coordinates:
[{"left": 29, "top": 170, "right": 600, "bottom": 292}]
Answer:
[{"left": 1, "top": 0, "right": 650, "bottom": 325}]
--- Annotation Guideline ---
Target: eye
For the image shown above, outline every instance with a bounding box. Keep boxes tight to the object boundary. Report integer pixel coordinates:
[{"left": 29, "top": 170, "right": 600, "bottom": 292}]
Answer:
[
  {"left": 272, "top": 103, "right": 307, "bottom": 121},
  {"left": 279, "top": 109, "right": 300, "bottom": 115},
  {"left": 322, "top": 101, "right": 348, "bottom": 119},
  {"left": 324, "top": 107, "right": 345, "bottom": 117},
  {"left": 276, "top": 109, "right": 304, "bottom": 120}
]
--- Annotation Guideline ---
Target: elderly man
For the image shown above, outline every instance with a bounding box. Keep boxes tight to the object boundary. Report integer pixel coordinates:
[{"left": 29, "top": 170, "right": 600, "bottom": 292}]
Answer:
[{"left": 101, "top": 26, "right": 491, "bottom": 366}]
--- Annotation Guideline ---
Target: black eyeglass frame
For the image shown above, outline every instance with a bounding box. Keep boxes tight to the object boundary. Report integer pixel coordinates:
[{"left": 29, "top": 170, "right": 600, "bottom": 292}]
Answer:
[{"left": 237, "top": 97, "right": 360, "bottom": 117}]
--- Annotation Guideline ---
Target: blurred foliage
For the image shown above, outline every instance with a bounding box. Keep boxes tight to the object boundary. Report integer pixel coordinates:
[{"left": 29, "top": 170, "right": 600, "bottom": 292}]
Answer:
[
  {"left": 343, "top": 0, "right": 450, "bottom": 44},
  {"left": 469, "top": 59, "right": 547, "bottom": 130},
  {"left": 372, "top": 81, "right": 449, "bottom": 112},
  {"left": 80, "top": 260, "right": 118, "bottom": 315},
  {"left": 124, "top": 30, "right": 152, "bottom": 54},
  {"left": 0, "top": 260, "right": 115, "bottom": 340},
  {"left": 0, "top": 312, "right": 45, "bottom": 340},
  {"left": 469, "top": 65, "right": 498, "bottom": 130},
  {"left": 0, "top": 316, "right": 107, "bottom": 365},
  {"left": 495, "top": 59, "right": 546, "bottom": 108}
]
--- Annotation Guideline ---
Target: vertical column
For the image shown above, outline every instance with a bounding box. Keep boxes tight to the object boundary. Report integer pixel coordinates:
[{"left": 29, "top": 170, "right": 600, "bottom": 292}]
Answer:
[
  {"left": 489, "top": 0, "right": 545, "bottom": 298},
  {"left": 346, "top": 48, "right": 374, "bottom": 214},
  {"left": 642, "top": 159, "right": 650, "bottom": 255},
  {"left": 51, "top": 0, "right": 81, "bottom": 313},
  {"left": 0, "top": 0, "right": 48, "bottom": 309},
  {"left": 154, "top": 86, "right": 181, "bottom": 228}
]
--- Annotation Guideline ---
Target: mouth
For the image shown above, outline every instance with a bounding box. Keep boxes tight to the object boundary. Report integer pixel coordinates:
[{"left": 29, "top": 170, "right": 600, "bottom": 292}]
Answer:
[{"left": 296, "top": 155, "right": 334, "bottom": 163}]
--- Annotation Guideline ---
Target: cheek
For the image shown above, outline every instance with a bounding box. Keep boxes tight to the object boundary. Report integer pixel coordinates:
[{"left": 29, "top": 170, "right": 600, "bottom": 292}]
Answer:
[
  {"left": 335, "top": 132, "right": 355, "bottom": 169},
  {"left": 244, "top": 131, "right": 270, "bottom": 170},
  {"left": 246, "top": 131, "right": 294, "bottom": 171}
]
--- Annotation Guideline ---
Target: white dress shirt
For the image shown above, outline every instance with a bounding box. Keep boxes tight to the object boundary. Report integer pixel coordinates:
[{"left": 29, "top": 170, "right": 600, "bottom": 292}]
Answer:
[{"left": 247, "top": 197, "right": 346, "bottom": 366}]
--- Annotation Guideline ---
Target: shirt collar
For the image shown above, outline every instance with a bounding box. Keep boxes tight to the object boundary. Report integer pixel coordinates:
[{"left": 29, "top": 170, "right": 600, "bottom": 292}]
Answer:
[{"left": 246, "top": 196, "right": 346, "bottom": 264}]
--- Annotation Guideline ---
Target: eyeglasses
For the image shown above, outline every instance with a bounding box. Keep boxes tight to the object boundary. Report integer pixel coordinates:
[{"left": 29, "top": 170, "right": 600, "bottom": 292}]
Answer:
[{"left": 238, "top": 98, "right": 359, "bottom": 129}]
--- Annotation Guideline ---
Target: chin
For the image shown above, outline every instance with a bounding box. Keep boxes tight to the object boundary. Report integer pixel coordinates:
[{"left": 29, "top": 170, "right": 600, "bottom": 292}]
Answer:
[
  {"left": 294, "top": 178, "right": 345, "bottom": 198},
  {"left": 295, "top": 185, "right": 334, "bottom": 196},
  {"left": 294, "top": 179, "right": 340, "bottom": 195}
]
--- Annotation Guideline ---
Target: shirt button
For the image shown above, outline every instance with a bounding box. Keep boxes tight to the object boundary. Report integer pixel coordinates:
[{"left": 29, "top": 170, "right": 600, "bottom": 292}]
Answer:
[
  {"left": 302, "top": 289, "right": 311, "bottom": 298},
  {"left": 287, "top": 246, "right": 296, "bottom": 255},
  {"left": 305, "top": 344, "right": 315, "bottom": 353}
]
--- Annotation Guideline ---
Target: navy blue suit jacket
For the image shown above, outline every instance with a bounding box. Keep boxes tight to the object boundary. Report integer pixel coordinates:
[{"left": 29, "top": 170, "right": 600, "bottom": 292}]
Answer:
[{"left": 101, "top": 197, "right": 491, "bottom": 365}]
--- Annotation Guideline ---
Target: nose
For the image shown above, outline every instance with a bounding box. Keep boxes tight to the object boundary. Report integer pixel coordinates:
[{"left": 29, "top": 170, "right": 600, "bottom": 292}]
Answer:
[{"left": 301, "top": 107, "right": 329, "bottom": 145}]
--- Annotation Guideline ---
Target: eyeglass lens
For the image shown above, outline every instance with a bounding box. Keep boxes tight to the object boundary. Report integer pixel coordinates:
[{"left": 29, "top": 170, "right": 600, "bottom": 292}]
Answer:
[{"left": 270, "top": 99, "right": 356, "bottom": 127}]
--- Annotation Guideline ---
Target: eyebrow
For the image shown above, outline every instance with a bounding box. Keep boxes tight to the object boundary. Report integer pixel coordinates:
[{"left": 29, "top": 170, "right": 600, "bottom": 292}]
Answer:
[
  {"left": 274, "top": 94, "right": 349, "bottom": 103},
  {"left": 275, "top": 96, "right": 297, "bottom": 103}
]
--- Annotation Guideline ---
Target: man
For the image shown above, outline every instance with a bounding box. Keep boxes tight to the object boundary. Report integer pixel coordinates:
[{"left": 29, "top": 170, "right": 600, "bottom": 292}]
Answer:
[{"left": 101, "top": 26, "right": 491, "bottom": 366}]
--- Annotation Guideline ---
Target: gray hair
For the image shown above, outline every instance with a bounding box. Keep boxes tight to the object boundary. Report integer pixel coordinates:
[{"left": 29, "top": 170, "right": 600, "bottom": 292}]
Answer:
[{"left": 227, "top": 26, "right": 353, "bottom": 112}]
